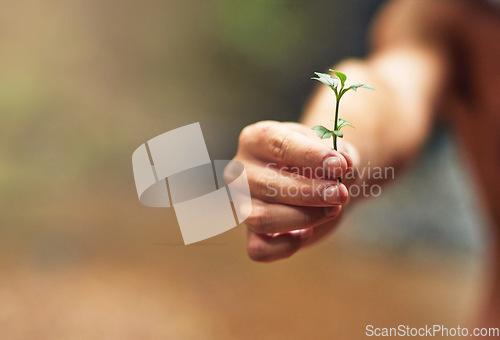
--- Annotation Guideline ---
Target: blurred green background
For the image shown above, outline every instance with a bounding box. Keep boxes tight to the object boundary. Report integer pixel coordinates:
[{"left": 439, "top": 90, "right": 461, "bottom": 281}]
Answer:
[{"left": 0, "top": 0, "right": 488, "bottom": 338}]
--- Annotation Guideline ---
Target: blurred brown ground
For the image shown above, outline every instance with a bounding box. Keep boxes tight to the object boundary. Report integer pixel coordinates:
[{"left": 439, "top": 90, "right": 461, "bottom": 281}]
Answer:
[
  {"left": 0, "top": 188, "right": 485, "bottom": 339},
  {"left": 0, "top": 1, "right": 487, "bottom": 339}
]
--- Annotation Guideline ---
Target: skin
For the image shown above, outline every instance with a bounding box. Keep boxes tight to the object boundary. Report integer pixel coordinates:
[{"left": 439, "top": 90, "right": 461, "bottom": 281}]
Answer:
[{"left": 233, "top": 0, "right": 499, "bottom": 330}]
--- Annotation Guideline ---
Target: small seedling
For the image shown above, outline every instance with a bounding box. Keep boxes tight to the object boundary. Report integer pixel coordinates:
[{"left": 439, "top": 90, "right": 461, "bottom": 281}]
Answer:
[
  {"left": 311, "top": 69, "right": 374, "bottom": 151},
  {"left": 311, "top": 69, "right": 374, "bottom": 181}
]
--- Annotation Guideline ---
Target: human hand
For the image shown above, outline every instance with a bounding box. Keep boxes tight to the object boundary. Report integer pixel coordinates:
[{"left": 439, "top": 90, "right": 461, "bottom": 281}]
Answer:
[{"left": 232, "top": 121, "right": 355, "bottom": 262}]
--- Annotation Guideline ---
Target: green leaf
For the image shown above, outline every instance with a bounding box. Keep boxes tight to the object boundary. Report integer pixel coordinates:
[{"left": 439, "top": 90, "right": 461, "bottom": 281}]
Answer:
[
  {"left": 333, "top": 130, "right": 344, "bottom": 138},
  {"left": 311, "top": 125, "right": 333, "bottom": 139},
  {"left": 329, "top": 69, "right": 347, "bottom": 88},
  {"left": 311, "top": 72, "right": 339, "bottom": 89},
  {"left": 347, "top": 83, "right": 375, "bottom": 91},
  {"left": 337, "top": 118, "right": 355, "bottom": 130}
]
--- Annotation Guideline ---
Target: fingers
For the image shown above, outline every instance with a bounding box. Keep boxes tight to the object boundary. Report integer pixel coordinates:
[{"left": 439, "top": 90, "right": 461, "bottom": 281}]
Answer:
[
  {"left": 245, "top": 199, "right": 342, "bottom": 234},
  {"left": 239, "top": 122, "right": 348, "bottom": 178},
  {"left": 247, "top": 211, "right": 342, "bottom": 263},
  {"left": 337, "top": 139, "right": 356, "bottom": 172},
  {"left": 246, "top": 162, "right": 349, "bottom": 207},
  {"left": 283, "top": 122, "right": 356, "bottom": 172},
  {"left": 236, "top": 121, "right": 356, "bottom": 263},
  {"left": 246, "top": 229, "right": 309, "bottom": 262}
]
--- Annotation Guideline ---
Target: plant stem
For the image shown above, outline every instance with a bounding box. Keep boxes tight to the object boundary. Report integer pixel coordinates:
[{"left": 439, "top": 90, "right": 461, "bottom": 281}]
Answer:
[
  {"left": 333, "top": 96, "right": 339, "bottom": 151},
  {"left": 334, "top": 94, "right": 342, "bottom": 183}
]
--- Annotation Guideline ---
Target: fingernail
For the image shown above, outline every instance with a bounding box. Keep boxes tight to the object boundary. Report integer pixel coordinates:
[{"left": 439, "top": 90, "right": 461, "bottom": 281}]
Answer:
[
  {"left": 322, "top": 185, "right": 341, "bottom": 204},
  {"left": 323, "top": 157, "right": 341, "bottom": 178},
  {"left": 323, "top": 206, "right": 339, "bottom": 218}
]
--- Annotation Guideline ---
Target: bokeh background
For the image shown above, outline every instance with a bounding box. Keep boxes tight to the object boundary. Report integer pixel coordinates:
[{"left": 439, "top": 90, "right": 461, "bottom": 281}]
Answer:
[{"left": 0, "top": 0, "right": 491, "bottom": 338}]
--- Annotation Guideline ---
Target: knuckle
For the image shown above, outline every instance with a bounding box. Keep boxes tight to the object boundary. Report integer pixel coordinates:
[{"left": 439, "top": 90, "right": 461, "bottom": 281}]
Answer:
[
  {"left": 244, "top": 211, "right": 260, "bottom": 229},
  {"left": 285, "top": 181, "right": 314, "bottom": 206},
  {"left": 253, "top": 175, "right": 273, "bottom": 199},
  {"left": 298, "top": 183, "right": 315, "bottom": 203},
  {"left": 243, "top": 121, "right": 277, "bottom": 147},
  {"left": 254, "top": 120, "right": 276, "bottom": 129},
  {"left": 239, "top": 121, "right": 273, "bottom": 146},
  {"left": 238, "top": 125, "right": 253, "bottom": 147},
  {"left": 222, "top": 166, "right": 232, "bottom": 184},
  {"left": 271, "top": 133, "right": 290, "bottom": 161},
  {"left": 245, "top": 205, "right": 271, "bottom": 233},
  {"left": 303, "top": 145, "right": 322, "bottom": 163},
  {"left": 222, "top": 161, "right": 243, "bottom": 185}
]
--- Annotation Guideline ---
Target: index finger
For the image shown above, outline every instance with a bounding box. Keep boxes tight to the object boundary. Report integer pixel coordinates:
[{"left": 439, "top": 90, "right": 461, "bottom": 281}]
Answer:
[{"left": 240, "top": 122, "right": 348, "bottom": 178}]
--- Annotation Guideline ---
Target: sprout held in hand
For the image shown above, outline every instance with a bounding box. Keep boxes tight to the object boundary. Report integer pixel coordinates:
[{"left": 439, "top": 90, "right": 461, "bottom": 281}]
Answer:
[{"left": 311, "top": 69, "right": 374, "bottom": 151}]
